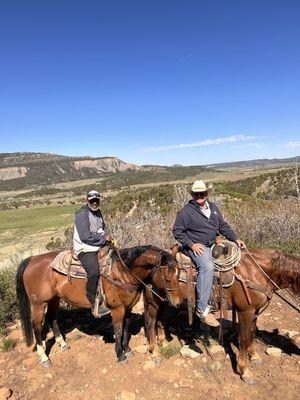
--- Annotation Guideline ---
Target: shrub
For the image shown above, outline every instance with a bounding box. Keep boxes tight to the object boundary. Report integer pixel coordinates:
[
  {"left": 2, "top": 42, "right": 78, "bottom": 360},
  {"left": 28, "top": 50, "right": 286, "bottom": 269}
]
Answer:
[
  {"left": 0, "top": 264, "right": 18, "bottom": 334},
  {"left": 2, "top": 338, "right": 16, "bottom": 351},
  {"left": 159, "top": 342, "right": 182, "bottom": 358}
]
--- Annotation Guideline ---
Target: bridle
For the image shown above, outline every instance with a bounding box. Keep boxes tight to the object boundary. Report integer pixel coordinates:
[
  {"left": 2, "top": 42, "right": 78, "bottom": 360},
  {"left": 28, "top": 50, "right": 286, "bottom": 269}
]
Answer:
[
  {"left": 151, "top": 264, "right": 179, "bottom": 302},
  {"left": 114, "top": 246, "right": 178, "bottom": 302}
]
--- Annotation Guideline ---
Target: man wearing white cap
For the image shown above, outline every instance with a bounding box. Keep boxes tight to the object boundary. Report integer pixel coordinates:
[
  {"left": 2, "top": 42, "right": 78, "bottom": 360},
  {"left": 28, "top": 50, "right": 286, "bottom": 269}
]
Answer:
[
  {"left": 73, "top": 190, "right": 111, "bottom": 317},
  {"left": 173, "top": 180, "right": 245, "bottom": 326}
]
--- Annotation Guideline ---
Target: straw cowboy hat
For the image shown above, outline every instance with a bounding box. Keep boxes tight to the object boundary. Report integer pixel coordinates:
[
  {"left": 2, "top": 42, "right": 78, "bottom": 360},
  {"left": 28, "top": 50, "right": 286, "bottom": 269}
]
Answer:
[{"left": 191, "top": 180, "right": 210, "bottom": 193}]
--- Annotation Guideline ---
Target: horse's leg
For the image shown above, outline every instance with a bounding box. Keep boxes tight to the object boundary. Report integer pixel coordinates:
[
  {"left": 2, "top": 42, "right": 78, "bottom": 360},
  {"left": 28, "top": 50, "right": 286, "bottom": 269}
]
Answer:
[
  {"left": 157, "top": 302, "right": 167, "bottom": 347},
  {"left": 110, "top": 306, "right": 127, "bottom": 364},
  {"left": 145, "top": 303, "right": 160, "bottom": 353},
  {"left": 248, "top": 312, "right": 261, "bottom": 362},
  {"left": 32, "top": 303, "right": 52, "bottom": 367},
  {"left": 122, "top": 311, "right": 134, "bottom": 357},
  {"left": 237, "top": 309, "right": 256, "bottom": 384},
  {"left": 46, "top": 296, "right": 68, "bottom": 350},
  {"left": 143, "top": 291, "right": 159, "bottom": 353}
]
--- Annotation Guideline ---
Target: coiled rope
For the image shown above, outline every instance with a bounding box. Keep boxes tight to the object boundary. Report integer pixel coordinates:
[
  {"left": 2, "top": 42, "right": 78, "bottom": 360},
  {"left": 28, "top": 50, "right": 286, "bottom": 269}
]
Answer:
[{"left": 211, "top": 240, "right": 241, "bottom": 272}]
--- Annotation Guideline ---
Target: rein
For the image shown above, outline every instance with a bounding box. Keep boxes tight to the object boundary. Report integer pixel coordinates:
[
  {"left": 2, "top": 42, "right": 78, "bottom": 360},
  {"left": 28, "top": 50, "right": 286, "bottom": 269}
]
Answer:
[{"left": 113, "top": 246, "right": 167, "bottom": 302}]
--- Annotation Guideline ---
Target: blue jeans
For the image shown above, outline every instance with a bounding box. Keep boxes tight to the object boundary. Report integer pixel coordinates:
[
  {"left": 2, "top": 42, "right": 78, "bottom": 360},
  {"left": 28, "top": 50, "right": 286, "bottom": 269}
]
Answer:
[{"left": 186, "top": 246, "right": 214, "bottom": 313}]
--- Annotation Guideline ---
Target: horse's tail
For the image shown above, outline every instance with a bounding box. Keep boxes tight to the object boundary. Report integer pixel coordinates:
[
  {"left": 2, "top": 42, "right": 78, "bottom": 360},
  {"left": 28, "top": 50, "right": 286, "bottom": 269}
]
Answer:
[{"left": 16, "top": 257, "right": 33, "bottom": 346}]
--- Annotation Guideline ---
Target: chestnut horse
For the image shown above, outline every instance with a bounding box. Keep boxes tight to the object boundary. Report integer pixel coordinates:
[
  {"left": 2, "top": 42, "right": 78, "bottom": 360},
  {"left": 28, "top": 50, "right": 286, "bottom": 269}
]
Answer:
[
  {"left": 144, "top": 245, "right": 300, "bottom": 384},
  {"left": 16, "top": 245, "right": 182, "bottom": 366}
]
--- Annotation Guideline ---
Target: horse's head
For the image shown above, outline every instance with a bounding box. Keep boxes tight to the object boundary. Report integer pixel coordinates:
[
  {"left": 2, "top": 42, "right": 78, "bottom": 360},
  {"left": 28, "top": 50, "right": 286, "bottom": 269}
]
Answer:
[{"left": 152, "top": 251, "right": 183, "bottom": 307}]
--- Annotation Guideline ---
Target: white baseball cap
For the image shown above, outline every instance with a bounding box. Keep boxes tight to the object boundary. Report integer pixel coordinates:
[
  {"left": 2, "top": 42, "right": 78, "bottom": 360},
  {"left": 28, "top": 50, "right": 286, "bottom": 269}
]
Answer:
[{"left": 87, "top": 190, "right": 100, "bottom": 200}]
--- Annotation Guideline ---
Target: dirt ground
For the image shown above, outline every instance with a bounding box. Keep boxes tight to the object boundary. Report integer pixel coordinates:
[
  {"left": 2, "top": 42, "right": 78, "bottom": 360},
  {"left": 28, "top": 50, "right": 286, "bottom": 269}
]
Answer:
[{"left": 1, "top": 297, "right": 300, "bottom": 400}]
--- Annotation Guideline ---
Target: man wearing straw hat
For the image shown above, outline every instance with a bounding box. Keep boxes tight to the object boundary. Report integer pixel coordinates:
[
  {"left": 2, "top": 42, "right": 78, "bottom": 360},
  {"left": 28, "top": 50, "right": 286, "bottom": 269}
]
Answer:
[{"left": 173, "top": 180, "right": 245, "bottom": 326}]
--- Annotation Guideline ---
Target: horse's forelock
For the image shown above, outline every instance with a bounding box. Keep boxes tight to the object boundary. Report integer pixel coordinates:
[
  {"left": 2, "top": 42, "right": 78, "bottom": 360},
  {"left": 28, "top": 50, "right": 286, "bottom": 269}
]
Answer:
[{"left": 159, "top": 251, "right": 177, "bottom": 272}]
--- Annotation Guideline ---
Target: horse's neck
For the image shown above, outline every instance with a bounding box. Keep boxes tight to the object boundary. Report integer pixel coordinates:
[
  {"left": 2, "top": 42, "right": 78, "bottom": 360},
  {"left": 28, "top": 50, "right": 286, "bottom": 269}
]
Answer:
[{"left": 258, "top": 250, "right": 300, "bottom": 294}]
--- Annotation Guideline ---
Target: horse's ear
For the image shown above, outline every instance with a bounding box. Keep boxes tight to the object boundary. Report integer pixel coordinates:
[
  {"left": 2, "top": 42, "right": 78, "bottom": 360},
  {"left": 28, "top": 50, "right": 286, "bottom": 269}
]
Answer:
[
  {"left": 171, "top": 244, "right": 179, "bottom": 257},
  {"left": 157, "top": 252, "right": 167, "bottom": 266}
]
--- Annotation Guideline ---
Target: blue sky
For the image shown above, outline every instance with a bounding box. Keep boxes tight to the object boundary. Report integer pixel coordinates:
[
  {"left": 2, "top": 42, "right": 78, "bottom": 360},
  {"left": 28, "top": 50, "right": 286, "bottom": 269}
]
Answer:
[{"left": 0, "top": 1, "right": 299, "bottom": 165}]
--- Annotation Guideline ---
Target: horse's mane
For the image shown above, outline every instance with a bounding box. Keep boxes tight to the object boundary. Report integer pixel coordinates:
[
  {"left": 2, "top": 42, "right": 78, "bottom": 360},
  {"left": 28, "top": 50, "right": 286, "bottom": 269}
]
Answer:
[
  {"left": 270, "top": 250, "right": 300, "bottom": 294},
  {"left": 111, "top": 245, "right": 176, "bottom": 271}
]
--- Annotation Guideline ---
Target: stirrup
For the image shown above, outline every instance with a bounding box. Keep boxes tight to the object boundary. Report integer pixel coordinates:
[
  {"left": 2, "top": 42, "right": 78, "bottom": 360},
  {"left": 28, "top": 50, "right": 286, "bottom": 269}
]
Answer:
[{"left": 92, "top": 303, "right": 110, "bottom": 319}]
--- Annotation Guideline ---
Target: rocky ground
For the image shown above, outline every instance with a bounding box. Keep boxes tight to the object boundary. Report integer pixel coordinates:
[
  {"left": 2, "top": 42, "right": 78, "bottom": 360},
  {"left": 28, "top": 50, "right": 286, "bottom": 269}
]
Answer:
[{"left": 1, "top": 297, "right": 300, "bottom": 400}]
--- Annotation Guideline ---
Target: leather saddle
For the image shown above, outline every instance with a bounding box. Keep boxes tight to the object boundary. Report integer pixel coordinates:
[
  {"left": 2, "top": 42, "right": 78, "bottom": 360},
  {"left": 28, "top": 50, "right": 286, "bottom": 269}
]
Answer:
[
  {"left": 175, "top": 248, "right": 235, "bottom": 288},
  {"left": 50, "top": 247, "right": 111, "bottom": 279}
]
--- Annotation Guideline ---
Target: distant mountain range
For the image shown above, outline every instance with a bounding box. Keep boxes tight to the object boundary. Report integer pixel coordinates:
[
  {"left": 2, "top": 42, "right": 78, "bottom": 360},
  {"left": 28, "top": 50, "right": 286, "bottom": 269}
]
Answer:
[
  {"left": 0, "top": 152, "right": 298, "bottom": 191},
  {"left": 206, "top": 156, "right": 299, "bottom": 169}
]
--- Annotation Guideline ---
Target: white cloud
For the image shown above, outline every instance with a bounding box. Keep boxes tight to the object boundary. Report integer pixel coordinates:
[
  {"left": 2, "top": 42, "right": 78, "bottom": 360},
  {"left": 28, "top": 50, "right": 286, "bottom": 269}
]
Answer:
[
  {"left": 147, "top": 134, "right": 256, "bottom": 152},
  {"left": 231, "top": 142, "right": 265, "bottom": 149},
  {"left": 286, "top": 141, "right": 300, "bottom": 147}
]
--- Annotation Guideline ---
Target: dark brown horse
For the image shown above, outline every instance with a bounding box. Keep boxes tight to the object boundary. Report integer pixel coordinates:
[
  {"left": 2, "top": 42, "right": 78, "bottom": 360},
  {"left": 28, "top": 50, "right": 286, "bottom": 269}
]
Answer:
[
  {"left": 16, "top": 245, "right": 182, "bottom": 366},
  {"left": 144, "top": 245, "right": 300, "bottom": 383}
]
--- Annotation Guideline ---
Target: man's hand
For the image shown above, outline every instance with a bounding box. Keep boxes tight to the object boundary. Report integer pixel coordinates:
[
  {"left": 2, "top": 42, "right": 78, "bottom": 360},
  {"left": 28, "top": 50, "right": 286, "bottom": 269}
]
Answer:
[
  {"left": 191, "top": 243, "right": 204, "bottom": 256},
  {"left": 236, "top": 239, "right": 246, "bottom": 249},
  {"left": 104, "top": 233, "right": 112, "bottom": 242}
]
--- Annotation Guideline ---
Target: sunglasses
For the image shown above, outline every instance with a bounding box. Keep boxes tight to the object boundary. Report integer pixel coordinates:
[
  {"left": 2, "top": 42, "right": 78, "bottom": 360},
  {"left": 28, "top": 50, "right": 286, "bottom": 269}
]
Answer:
[
  {"left": 192, "top": 191, "right": 208, "bottom": 199},
  {"left": 88, "top": 198, "right": 100, "bottom": 203}
]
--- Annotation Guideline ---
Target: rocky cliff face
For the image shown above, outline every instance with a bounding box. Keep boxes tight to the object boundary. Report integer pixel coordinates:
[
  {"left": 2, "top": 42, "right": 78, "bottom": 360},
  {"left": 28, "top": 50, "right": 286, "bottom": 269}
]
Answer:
[
  {"left": 0, "top": 167, "right": 28, "bottom": 180},
  {"left": 74, "top": 157, "right": 141, "bottom": 172},
  {"left": 0, "top": 152, "right": 145, "bottom": 189}
]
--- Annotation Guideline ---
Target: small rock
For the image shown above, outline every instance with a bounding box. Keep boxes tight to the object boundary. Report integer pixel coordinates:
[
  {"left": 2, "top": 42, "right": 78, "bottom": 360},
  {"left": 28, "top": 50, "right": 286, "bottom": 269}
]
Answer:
[
  {"left": 287, "top": 330, "right": 299, "bottom": 338},
  {"left": 180, "top": 345, "right": 200, "bottom": 359},
  {"left": 209, "top": 344, "right": 225, "bottom": 354},
  {"left": 173, "top": 383, "right": 179, "bottom": 388},
  {"left": 193, "top": 370, "right": 204, "bottom": 378},
  {"left": 266, "top": 347, "right": 281, "bottom": 357},
  {"left": 182, "top": 363, "right": 189, "bottom": 369},
  {"left": 201, "top": 357, "right": 207, "bottom": 363},
  {"left": 292, "top": 335, "right": 300, "bottom": 346},
  {"left": 173, "top": 359, "right": 183, "bottom": 367},
  {"left": 134, "top": 345, "right": 148, "bottom": 354},
  {"left": 46, "top": 373, "right": 54, "bottom": 379},
  {"left": 0, "top": 387, "right": 12, "bottom": 400},
  {"left": 22, "top": 357, "right": 35, "bottom": 368},
  {"left": 143, "top": 360, "right": 156, "bottom": 370},
  {"left": 102, "top": 368, "right": 108, "bottom": 374},
  {"left": 115, "top": 391, "right": 136, "bottom": 400},
  {"left": 179, "top": 378, "right": 193, "bottom": 388}
]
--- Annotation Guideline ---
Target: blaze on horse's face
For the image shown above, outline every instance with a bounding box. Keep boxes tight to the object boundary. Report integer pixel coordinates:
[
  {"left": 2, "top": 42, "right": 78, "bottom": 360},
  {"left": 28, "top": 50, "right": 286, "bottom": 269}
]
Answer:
[{"left": 153, "top": 253, "right": 183, "bottom": 307}]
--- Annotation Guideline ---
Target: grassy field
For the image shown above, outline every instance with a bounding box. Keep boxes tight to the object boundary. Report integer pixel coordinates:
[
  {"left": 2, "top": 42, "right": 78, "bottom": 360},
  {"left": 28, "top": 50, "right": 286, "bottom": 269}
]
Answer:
[
  {"left": 0, "top": 205, "right": 77, "bottom": 234},
  {"left": 0, "top": 205, "right": 78, "bottom": 265}
]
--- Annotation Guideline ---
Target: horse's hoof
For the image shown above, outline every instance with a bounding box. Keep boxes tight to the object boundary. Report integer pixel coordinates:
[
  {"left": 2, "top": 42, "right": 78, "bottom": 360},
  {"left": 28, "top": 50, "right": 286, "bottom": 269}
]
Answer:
[
  {"left": 249, "top": 352, "right": 261, "bottom": 363},
  {"left": 241, "top": 371, "right": 256, "bottom": 385},
  {"left": 41, "top": 359, "right": 52, "bottom": 368},
  {"left": 250, "top": 358, "right": 262, "bottom": 365},
  {"left": 124, "top": 350, "right": 134, "bottom": 358},
  {"left": 118, "top": 357, "right": 128, "bottom": 366}
]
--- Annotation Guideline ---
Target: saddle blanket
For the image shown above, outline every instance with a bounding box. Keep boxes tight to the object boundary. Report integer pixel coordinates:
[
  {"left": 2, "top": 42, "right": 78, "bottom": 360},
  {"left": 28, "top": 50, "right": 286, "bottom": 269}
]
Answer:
[{"left": 50, "top": 250, "right": 87, "bottom": 279}]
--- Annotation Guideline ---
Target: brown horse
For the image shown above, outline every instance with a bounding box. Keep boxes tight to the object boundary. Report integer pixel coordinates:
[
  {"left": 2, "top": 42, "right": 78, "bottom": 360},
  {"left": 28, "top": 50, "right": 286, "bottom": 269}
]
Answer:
[
  {"left": 144, "top": 245, "right": 300, "bottom": 383},
  {"left": 16, "top": 245, "right": 182, "bottom": 366}
]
